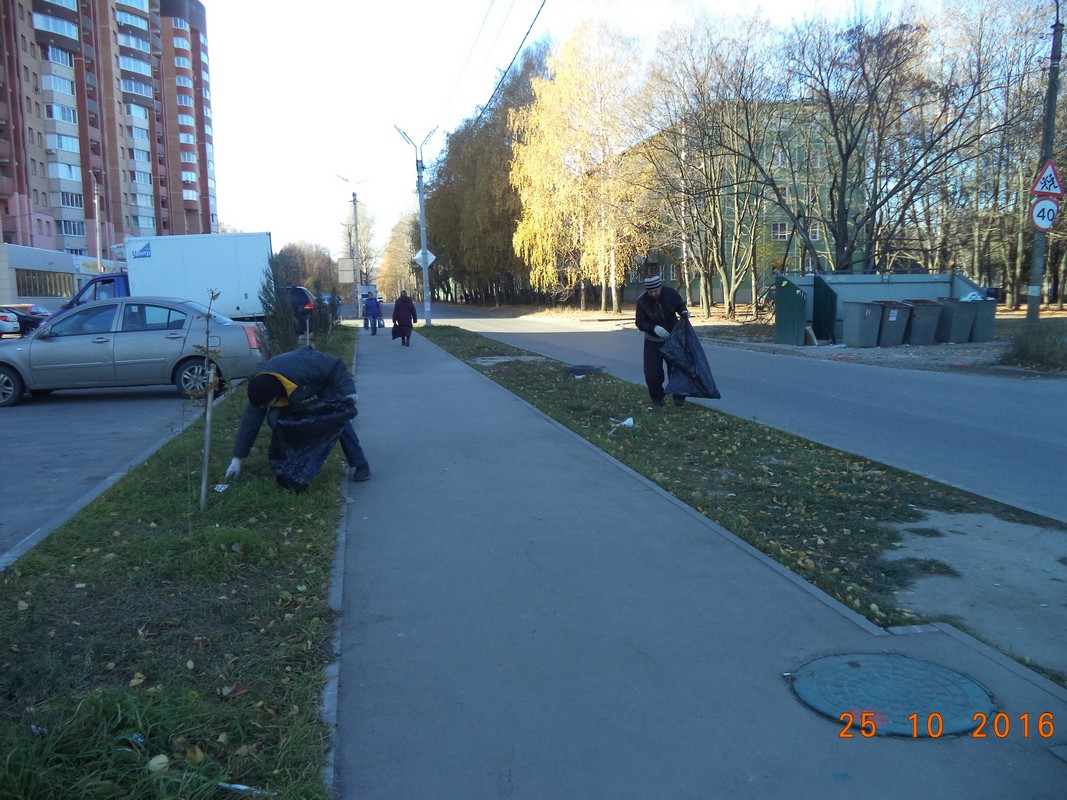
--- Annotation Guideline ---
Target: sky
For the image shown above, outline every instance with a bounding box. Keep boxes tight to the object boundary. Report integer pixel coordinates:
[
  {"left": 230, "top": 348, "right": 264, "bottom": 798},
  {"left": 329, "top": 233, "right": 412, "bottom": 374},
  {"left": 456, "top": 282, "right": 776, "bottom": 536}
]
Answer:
[{"left": 204, "top": 0, "right": 931, "bottom": 262}]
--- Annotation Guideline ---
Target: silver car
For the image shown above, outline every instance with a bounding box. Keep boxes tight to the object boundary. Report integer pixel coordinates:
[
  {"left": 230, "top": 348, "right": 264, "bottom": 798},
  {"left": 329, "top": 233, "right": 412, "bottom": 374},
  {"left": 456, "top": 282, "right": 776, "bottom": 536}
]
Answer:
[{"left": 0, "top": 296, "right": 266, "bottom": 408}]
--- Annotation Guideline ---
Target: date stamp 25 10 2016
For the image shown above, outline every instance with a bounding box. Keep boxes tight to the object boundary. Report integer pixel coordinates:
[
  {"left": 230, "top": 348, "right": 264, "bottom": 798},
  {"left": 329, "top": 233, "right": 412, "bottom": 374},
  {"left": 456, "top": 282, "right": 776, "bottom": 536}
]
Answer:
[{"left": 839, "top": 711, "right": 1056, "bottom": 739}]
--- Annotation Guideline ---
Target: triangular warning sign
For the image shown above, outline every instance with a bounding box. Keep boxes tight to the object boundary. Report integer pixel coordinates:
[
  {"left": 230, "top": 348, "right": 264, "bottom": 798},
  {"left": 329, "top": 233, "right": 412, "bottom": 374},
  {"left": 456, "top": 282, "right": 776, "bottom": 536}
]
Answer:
[{"left": 1032, "top": 161, "right": 1065, "bottom": 197}]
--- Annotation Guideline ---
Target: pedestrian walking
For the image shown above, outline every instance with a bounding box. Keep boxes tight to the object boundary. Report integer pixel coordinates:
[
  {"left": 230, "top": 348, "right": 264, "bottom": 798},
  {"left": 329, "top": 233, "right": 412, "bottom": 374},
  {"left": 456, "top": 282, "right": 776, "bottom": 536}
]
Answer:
[
  {"left": 634, "top": 274, "right": 690, "bottom": 406},
  {"left": 225, "top": 346, "right": 371, "bottom": 483},
  {"left": 391, "top": 289, "right": 418, "bottom": 346},
  {"left": 363, "top": 292, "right": 382, "bottom": 335}
]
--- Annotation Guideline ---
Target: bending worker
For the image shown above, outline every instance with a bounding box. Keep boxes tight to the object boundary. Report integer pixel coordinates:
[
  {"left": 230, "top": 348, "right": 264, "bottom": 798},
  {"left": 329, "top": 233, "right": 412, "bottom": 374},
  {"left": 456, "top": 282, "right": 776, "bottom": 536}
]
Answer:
[
  {"left": 634, "top": 273, "right": 690, "bottom": 407},
  {"left": 225, "top": 346, "right": 371, "bottom": 482}
]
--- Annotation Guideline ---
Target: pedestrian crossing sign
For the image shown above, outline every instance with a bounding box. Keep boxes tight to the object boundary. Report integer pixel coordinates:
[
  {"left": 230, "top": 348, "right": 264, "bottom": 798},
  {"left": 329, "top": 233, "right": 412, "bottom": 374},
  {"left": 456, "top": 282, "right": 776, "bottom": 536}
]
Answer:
[{"left": 1031, "top": 160, "right": 1065, "bottom": 197}]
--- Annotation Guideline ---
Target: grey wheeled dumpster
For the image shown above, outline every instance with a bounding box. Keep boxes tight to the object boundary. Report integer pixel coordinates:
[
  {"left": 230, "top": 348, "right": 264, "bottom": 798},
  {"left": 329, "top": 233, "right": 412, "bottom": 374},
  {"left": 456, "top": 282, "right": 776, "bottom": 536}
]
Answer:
[
  {"left": 936, "top": 297, "right": 978, "bottom": 343},
  {"left": 903, "top": 300, "right": 941, "bottom": 346},
  {"left": 873, "top": 301, "right": 911, "bottom": 347},
  {"left": 842, "top": 302, "right": 881, "bottom": 347},
  {"left": 969, "top": 298, "right": 997, "bottom": 342}
]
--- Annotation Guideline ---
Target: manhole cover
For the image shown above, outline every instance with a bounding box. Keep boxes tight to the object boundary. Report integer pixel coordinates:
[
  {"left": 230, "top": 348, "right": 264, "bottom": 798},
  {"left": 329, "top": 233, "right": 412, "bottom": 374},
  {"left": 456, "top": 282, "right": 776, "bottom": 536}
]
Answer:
[{"left": 789, "top": 653, "right": 995, "bottom": 737}]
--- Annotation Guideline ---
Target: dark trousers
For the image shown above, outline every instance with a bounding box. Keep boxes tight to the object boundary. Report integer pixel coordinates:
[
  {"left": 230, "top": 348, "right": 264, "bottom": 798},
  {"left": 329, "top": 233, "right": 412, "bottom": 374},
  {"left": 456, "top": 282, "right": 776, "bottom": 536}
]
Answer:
[{"left": 643, "top": 338, "right": 673, "bottom": 401}]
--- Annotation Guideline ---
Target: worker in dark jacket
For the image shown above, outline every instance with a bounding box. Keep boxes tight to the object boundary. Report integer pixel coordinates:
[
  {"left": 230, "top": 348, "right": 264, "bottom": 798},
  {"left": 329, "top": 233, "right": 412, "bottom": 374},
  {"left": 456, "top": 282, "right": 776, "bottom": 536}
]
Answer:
[
  {"left": 635, "top": 274, "right": 690, "bottom": 406},
  {"left": 225, "top": 346, "right": 371, "bottom": 482}
]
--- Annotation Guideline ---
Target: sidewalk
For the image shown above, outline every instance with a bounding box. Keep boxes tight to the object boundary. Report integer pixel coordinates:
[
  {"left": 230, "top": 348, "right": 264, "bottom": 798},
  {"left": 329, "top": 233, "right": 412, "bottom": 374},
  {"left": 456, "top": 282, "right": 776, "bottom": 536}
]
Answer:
[{"left": 329, "top": 326, "right": 1067, "bottom": 799}]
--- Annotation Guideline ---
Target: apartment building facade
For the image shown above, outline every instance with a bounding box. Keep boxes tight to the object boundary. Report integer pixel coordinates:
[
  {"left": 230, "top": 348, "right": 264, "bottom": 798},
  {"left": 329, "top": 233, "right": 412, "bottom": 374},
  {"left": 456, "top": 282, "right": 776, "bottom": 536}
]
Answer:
[{"left": 0, "top": 0, "right": 215, "bottom": 270}]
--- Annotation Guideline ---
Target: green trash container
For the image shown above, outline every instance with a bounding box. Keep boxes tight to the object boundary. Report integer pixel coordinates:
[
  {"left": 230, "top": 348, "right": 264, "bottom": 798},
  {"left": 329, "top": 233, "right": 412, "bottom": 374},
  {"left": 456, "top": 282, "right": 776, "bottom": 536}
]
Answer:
[
  {"left": 902, "top": 300, "right": 941, "bottom": 346},
  {"left": 873, "top": 301, "right": 911, "bottom": 347},
  {"left": 969, "top": 299, "right": 997, "bottom": 342},
  {"left": 936, "top": 297, "right": 977, "bottom": 343},
  {"left": 842, "top": 302, "right": 881, "bottom": 348}
]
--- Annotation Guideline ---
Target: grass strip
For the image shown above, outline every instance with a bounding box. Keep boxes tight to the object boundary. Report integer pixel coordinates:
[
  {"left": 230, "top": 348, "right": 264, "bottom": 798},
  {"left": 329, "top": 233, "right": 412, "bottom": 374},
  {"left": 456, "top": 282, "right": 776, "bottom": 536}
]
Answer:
[{"left": 0, "top": 329, "right": 358, "bottom": 800}]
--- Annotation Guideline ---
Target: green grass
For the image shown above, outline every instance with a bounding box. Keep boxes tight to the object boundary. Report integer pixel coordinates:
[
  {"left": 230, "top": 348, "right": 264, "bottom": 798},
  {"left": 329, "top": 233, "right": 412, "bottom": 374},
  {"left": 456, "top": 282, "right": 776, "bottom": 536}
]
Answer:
[
  {"left": 0, "top": 329, "right": 357, "bottom": 800},
  {"left": 419, "top": 325, "right": 1065, "bottom": 629}
]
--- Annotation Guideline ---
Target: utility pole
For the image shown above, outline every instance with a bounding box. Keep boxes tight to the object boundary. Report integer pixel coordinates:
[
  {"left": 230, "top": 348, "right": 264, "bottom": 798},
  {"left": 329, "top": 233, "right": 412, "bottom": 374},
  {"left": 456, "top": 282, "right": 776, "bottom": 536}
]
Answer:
[
  {"left": 352, "top": 191, "right": 361, "bottom": 306},
  {"left": 90, "top": 170, "right": 102, "bottom": 272},
  {"left": 396, "top": 125, "right": 437, "bottom": 325},
  {"left": 1027, "top": 2, "right": 1064, "bottom": 322}
]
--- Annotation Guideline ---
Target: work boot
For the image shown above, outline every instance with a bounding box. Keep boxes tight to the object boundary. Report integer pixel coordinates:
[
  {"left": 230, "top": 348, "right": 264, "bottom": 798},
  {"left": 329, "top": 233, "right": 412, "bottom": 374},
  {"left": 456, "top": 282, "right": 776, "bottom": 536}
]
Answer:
[
  {"left": 651, "top": 397, "right": 665, "bottom": 407},
  {"left": 349, "top": 464, "right": 371, "bottom": 482}
]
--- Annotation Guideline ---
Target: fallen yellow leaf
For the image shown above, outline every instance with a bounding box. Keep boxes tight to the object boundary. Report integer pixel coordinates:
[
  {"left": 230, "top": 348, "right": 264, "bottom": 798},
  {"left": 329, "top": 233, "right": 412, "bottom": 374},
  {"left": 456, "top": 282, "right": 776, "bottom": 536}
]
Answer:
[{"left": 130, "top": 672, "right": 146, "bottom": 687}]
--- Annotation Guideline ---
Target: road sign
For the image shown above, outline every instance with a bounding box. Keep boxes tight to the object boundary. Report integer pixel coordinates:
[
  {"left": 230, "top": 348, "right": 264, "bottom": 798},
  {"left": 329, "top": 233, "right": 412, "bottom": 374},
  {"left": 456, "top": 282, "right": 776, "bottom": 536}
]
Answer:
[
  {"left": 1031, "top": 161, "right": 1065, "bottom": 197},
  {"left": 1031, "top": 198, "right": 1060, "bottom": 231},
  {"left": 413, "top": 248, "right": 436, "bottom": 269}
]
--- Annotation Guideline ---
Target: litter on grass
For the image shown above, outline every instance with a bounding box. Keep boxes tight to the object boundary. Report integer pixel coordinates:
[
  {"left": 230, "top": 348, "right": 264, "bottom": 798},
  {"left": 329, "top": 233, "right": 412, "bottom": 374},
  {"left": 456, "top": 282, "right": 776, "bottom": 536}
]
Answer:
[{"left": 608, "top": 416, "right": 634, "bottom": 435}]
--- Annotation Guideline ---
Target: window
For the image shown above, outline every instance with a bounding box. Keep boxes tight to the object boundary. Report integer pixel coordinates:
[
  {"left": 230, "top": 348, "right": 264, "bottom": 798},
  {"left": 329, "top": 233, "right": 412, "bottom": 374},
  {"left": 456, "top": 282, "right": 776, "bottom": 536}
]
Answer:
[
  {"left": 807, "top": 222, "right": 822, "bottom": 241},
  {"left": 202, "top": 88, "right": 210, "bottom": 101},
  {"left": 130, "top": 126, "right": 149, "bottom": 140},
  {"left": 181, "top": 170, "right": 197, "bottom": 182},
  {"left": 771, "top": 147, "right": 788, "bottom": 168},
  {"left": 48, "top": 0, "right": 77, "bottom": 10},
  {"left": 45, "top": 74, "right": 76, "bottom": 95},
  {"left": 174, "top": 36, "right": 191, "bottom": 50},
  {"left": 136, "top": 214, "right": 155, "bottom": 228},
  {"left": 132, "top": 169, "right": 153, "bottom": 185},
  {"left": 176, "top": 94, "right": 194, "bottom": 106},
  {"left": 123, "top": 303, "right": 187, "bottom": 332},
  {"left": 202, "top": 106, "right": 211, "bottom": 118},
  {"left": 118, "top": 33, "right": 150, "bottom": 52},
  {"left": 116, "top": 11, "right": 148, "bottom": 30},
  {"left": 61, "top": 219, "right": 86, "bottom": 236},
  {"left": 120, "top": 0, "right": 149, "bottom": 11},
  {"left": 771, "top": 223, "right": 789, "bottom": 241},
  {"left": 132, "top": 147, "right": 151, "bottom": 162},
  {"left": 180, "top": 151, "right": 197, "bottom": 163},
  {"left": 47, "top": 46, "right": 74, "bottom": 67},
  {"left": 183, "top": 189, "right": 199, "bottom": 201},
  {"left": 175, "top": 56, "right": 192, "bottom": 69},
  {"left": 51, "top": 305, "right": 116, "bottom": 336},
  {"left": 33, "top": 13, "right": 78, "bottom": 39},
  {"left": 175, "top": 75, "right": 193, "bottom": 88},
  {"left": 121, "top": 79, "right": 152, "bottom": 97},
  {"left": 120, "top": 56, "right": 152, "bottom": 76},
  {"left": 173, "top": 18, "right": 189, "bottom": 31},
  {"left": 126, "top": 103, "right": 149, "bottom": 119},
  {"left": 179, "top": 133, "right": 195, "bottom": 144},
  {"left": 178, "top": 114, "right": 195, "bottom": 126},
  {"left": 48, "top": 162, "right": 79, "bottom": 180},
  {"left": 203, "top": 124, "right": 212, "bottom": 137},
  {"left": 135, "top": 192, "right": 154, "bottom": 208},
  {"left": 46, "top": 133, "right": 79, "bottom": 152},
  {"left": 46, "top": 103, "right": 77, "bottom": 124},
  {"left": 15, "top": 268, "right": 75, "bottom": 298},
  {"left": 60, "top": 191, "right": 84, "bottom": 208}
]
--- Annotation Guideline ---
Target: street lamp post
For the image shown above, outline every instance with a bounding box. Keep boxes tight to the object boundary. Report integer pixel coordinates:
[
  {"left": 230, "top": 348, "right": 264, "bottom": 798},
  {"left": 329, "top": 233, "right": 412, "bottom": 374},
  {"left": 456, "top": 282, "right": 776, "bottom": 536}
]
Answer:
[
  {"left": 1028, "top": 1, "right": 1064, "bottom": 321},
  {"left": 395, "top": 125, "right": 437, "bottom": 325},
  {"left": 89, "top": 170, "right": 102, "bottom": 272}
]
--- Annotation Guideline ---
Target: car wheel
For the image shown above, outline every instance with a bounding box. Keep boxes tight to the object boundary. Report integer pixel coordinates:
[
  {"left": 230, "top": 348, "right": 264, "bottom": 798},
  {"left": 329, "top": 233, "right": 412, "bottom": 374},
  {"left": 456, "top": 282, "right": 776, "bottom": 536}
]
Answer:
[
  {"left": 174, "top": 359, "right": 222, "bottom": 397},
  {"left": 0, "top": 364, "right": 25, "bottom": 408}
]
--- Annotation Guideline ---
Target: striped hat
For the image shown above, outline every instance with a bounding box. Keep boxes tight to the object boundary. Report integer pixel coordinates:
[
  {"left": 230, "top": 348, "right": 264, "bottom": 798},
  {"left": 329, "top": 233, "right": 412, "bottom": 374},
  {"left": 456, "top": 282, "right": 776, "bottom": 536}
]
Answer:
[{"left": 644, "top": 275, "right": 662, "bottom": 290}]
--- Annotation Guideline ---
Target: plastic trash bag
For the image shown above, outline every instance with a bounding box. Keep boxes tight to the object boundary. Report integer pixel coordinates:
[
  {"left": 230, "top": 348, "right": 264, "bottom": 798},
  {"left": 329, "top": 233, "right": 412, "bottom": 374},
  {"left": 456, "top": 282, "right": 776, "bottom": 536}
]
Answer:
[
  {"left": 661, "top": 319, "right": 721, "bottom": 400},
  {"left": 268, "top": 399, "right": 357, "bottom": 492}
]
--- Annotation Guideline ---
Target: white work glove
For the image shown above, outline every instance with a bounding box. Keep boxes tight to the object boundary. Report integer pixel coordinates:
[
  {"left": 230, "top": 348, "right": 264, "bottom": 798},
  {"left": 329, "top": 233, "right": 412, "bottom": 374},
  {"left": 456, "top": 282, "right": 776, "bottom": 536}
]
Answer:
[
  {"left": 224, "top": 457, "right": 242, "bottom": 480},
  {"left": 347, "top": 393, "right": 358, "bottom": 404},
  {"left": 654, "top": 325, "right": 670, "bottom": 340}
]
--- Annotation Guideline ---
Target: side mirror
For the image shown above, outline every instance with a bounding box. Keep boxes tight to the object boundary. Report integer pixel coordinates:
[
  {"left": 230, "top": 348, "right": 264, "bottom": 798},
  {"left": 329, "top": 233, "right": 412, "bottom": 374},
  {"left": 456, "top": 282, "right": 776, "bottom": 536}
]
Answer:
[{"left": 33, "top": 327, "right": 52, "bottom": 340}]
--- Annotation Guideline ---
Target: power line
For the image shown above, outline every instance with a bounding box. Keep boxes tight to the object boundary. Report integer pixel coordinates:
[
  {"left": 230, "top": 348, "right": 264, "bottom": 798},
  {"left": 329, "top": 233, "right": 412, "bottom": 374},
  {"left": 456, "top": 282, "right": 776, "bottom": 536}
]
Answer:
[
  {"left": 438, "top": 1, "right": 499, "bottom": 122},
  {"left": 470, "top": 0, "right": 547, "bottom": 129}
]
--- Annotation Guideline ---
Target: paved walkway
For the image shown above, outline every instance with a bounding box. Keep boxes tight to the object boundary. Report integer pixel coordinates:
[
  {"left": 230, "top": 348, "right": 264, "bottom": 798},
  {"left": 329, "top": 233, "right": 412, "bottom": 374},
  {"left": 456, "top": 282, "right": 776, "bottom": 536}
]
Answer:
[{"left": 330, "top": 326, "right": 1067, "bottom": 799}]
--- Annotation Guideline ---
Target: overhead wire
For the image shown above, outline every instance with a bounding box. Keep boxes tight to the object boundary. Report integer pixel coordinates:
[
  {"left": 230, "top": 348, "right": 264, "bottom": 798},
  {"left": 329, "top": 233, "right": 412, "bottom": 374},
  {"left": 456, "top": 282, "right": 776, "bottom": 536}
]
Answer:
[
  {"left": 437, "top": 1, "right": 499, "bottom": 123},
  {"left": 470, "top": 0, "right": 547, "bottom": 129}
]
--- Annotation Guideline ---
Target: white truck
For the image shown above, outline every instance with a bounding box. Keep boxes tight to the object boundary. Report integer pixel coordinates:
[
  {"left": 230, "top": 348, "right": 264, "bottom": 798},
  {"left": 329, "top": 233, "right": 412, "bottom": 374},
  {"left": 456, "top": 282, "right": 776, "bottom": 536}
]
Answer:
[{"left": 61, "top": 232, "right": 273, "bottom": 320}]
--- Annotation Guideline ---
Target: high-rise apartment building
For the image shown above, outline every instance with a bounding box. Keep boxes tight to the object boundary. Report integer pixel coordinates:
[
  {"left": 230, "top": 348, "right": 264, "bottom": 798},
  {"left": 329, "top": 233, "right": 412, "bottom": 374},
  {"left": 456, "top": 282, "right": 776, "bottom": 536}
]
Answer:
[{"left": 0, "top": 0, "right": 215, "bottom": 262}]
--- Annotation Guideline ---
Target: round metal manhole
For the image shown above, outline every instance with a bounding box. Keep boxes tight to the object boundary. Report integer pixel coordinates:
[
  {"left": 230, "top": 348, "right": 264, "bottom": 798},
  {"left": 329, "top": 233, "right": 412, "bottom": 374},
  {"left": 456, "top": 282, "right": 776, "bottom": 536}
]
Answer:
[{"left": 789, "top": 653, "right": 995, "bottom": 737}]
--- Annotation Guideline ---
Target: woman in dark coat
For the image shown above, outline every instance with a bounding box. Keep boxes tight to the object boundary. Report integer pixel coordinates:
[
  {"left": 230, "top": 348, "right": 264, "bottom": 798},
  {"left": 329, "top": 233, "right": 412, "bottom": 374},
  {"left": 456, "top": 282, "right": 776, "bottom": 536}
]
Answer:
[{"left": 391, "top": 290, "right": 418, "bottom": 346}]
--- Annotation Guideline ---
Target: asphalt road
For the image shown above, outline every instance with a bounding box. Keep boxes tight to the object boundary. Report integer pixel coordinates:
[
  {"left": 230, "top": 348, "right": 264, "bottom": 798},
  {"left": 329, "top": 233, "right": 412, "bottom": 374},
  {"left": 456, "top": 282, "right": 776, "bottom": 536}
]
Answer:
[
  {"left": 432, "top": 304, "right": 1067, "bottom": 525},
  {"left": 0, "top": 387, "right": 201, "bottom": 564}
]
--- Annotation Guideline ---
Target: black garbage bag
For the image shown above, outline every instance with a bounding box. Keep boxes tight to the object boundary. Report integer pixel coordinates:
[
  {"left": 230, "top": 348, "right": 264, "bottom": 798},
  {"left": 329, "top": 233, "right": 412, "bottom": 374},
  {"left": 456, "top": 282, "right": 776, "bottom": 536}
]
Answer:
[
  {"left": 268, "top": 399, "right": 357, "bottom": 492},
  {"left": 661, "top": 319, "right": 721, "bottom": 400}
]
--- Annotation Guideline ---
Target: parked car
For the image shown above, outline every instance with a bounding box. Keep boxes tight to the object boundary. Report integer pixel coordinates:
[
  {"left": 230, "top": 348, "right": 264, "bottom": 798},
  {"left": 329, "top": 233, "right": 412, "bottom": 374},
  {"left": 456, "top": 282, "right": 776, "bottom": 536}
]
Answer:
[
  {"left": 0, "top": 309, "right": 19, "bottom": 338},
  {"left": 5, "top": 303, "right": 52, "bottom": 318},
  {"left": 284, "top": 285, "right": 316, "bottom": 332},
  {"left": 0, "top": 306, "right": 44, "bottom": 336},
  {"left": 0, "top": 296, "right": 266, "bottom": 408}
]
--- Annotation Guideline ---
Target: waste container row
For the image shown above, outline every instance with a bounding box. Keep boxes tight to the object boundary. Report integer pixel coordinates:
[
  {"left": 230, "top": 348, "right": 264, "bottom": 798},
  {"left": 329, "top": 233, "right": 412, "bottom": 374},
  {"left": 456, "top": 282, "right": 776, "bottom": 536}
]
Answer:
[{"left": 841, "top": 298, "right": 996, "bottom": 348}]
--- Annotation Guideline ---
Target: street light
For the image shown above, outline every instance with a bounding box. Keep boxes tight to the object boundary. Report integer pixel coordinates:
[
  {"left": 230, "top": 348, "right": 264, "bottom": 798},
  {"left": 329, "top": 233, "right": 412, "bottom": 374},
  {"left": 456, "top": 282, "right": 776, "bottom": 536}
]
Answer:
[
  {"left": 88, "top": 169, "right": 103, "bottom": 272},
  {"left": 395, "top": 125, "right": 437, "bottom": 325}
]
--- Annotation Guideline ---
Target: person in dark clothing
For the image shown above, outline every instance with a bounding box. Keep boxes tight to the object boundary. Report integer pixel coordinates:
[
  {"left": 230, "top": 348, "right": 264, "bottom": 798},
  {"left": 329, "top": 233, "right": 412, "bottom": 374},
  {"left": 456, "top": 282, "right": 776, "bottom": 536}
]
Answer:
[
  {"left": 225, "top": 346, "right": 371, "bottom": 482},
  {"left": 634, "top": 274, "right": 690, "bottom": 406},
  {"left": 391, "top": 289, "right": 418, "bottom": 346}
]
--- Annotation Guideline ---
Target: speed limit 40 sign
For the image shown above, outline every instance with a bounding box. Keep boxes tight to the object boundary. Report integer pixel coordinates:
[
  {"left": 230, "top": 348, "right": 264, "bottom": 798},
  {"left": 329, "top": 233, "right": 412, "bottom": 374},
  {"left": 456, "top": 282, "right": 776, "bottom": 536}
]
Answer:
[{"left": 1032, "top": 198, "right": 1060, "bottom": 231}]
